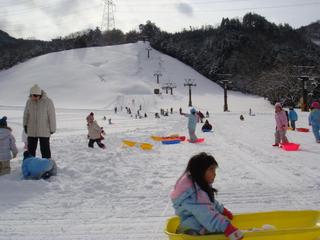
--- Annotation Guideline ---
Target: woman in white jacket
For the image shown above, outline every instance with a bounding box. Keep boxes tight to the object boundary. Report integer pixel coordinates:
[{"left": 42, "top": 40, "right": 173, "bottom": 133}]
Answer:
[{"left": 23, "top": 84, "right": 56, "bottom": 159}]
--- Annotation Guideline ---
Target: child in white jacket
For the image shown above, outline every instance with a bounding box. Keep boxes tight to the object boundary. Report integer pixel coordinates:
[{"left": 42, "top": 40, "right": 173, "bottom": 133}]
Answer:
[{"left": 0, "top": 116, "right": 18, "bottom": 176}]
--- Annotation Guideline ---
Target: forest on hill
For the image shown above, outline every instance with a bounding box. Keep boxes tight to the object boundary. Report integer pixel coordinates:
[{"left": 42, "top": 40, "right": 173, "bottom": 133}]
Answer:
[{"left": 1, "top": 13, "right": 320, "bottom": 106}]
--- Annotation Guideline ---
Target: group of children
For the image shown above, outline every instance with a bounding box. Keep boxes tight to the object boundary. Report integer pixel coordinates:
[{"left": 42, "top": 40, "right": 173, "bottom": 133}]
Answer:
[
  {"left": 0, "top": 116, "right": 57, "bottom": 179},
  {"left": 273, "top": 101, "right": 320, "bottom": 146}
]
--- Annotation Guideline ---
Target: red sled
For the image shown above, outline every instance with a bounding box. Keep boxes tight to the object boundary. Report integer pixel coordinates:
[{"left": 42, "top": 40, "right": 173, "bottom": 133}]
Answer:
[
  {"left": 296, "top": 128, "right": 309, "bottom": 132},
  {"left": 187, "top": 138, "right": 205, "bottom": 143},
  {"left": 279, "top": 142, "right": 300, "bottom": 151}
]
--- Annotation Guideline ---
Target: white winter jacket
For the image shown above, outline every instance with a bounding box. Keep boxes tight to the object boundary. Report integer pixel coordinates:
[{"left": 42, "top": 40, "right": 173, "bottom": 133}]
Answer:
[
  {"left": 23, "top": 91, "right": 56, "bottom": 138},
  {"left": 0, "top": 127, "right": 18, "bottom": 161}
]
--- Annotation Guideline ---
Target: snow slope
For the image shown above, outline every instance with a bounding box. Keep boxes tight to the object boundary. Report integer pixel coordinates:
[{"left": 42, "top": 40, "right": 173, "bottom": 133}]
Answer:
[{"left": 0, "top": 42, "right": 319, "bottom": 240}]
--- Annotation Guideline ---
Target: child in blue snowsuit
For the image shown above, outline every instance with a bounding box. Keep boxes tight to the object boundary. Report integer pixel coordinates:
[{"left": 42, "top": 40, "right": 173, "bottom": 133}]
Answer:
[
  {"left": 170, "top": 152, "right": 243, "bottom": 240},
  {"left": 288, "top": 108, "right": 298, "bottom": 130},
  {"left": 181, "top": 108, "right": 198, "bottom": 142},
  {"left": 308, "top": 102, "right": 320, "bottom": 143},
  {"left": 22, "top": 151, "right": 57, "bottom": 179}
]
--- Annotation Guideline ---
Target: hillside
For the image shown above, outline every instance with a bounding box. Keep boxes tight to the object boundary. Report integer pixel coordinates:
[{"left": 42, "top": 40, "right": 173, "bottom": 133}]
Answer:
[
  {"left": 143, "top": 13, "right": 320, "bottom": 106},
  {"left": 0, "top": 42, "right": 319, "bottom": 240}
]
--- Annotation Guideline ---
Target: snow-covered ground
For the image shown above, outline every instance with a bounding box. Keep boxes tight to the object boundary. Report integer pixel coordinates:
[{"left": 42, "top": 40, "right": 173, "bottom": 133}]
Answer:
[{"left": 0, "top": 42, "right": 319, "bottom": 240}]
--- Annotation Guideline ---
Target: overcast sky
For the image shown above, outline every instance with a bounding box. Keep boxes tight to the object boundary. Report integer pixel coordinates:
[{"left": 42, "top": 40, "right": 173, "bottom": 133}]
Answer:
[{"left": 0, "top": 0, "right": 319, "bottom": 40}]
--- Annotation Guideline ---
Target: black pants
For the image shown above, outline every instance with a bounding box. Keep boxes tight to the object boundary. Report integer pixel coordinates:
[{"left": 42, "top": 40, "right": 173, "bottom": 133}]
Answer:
[
  {"left": 28, "top": 137, "right": 51, "bottom": 158},
  {"left": 88, "top": 139, "right": 105, "bottom": 148}
]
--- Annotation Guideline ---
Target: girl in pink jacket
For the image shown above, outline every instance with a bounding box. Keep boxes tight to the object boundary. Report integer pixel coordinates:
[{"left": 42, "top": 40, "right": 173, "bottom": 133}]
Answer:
[{"left": 273, "top": 102, "right": 289, "bottom": 146}]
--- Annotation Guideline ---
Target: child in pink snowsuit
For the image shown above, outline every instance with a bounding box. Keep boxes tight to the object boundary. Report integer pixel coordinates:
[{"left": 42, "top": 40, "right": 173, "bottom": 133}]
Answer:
[{"left": 273, "top": 103, "right": 289, "bottom": 146}]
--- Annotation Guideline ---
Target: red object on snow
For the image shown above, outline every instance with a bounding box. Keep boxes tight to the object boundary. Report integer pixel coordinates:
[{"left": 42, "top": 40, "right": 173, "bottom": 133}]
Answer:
[
  {"left": 280, "top": 142, "right": 300, "bottom": 151},
  {"left": 296, "top": 128, "right": 309, "bottom": 132},
  {"left": 187, "top": 138, "right": 205, "bottom": 143}
]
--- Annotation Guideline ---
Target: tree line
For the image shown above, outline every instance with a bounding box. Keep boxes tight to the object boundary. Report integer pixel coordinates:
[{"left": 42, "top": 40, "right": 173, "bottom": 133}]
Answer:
[{"left": 1, "top": 13, "right": 320, "bottom": 106}]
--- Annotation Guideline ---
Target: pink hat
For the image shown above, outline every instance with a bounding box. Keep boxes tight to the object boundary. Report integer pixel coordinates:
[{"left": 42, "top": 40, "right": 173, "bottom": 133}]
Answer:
[
  {"left": 311, "top": 101, "right": 320, "bottom": 109},
  {"left": 275, "top": 102, "right": 282, "bottom": 108},
  {"left": 86, "top": 112, "right": 94, "bottom": 122}
]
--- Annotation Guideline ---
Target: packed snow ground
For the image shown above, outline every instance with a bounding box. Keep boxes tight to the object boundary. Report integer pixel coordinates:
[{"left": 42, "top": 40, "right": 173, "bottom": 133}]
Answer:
[{"left": 0, "top": 42, "right": 319, "bottom": 240}]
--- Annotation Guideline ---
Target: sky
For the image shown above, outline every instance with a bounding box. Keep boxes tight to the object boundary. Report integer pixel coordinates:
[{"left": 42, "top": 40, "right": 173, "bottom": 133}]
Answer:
[
  {"left": 0, "top": 0, "right": 320, "bottom": 40},
  {"left": 0, "top": 42, "right": 319, "bottom": 239}
]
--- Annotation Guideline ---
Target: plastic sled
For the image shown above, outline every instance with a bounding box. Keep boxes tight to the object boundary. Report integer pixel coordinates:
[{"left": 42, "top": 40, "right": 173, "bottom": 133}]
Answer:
[
  {"left": 280, "top": 142, "right": 300, "bottom": 151},
  {"left": 152, "top": 135, "right": 186, "bottom": 141},
  {"left": 122, "top": 140, "right": 136, "bottom": 147},
  {"left": 164, "top": 210, "right": 320, "bottom": 240},
  {"left": 122, "top": 140, "right": 153, "bottom": 150},
  {"left": 162, "top": 139, "right": 181, "bottom": 145},
  {"left": 187, "top": 138, "right": 205, "bottom": 143},
  {"left": 202, "top": 129, "right": 213, "bottom": 133},
  {"left": 297, "top": 128, "right": 309, "bottom": 132}
]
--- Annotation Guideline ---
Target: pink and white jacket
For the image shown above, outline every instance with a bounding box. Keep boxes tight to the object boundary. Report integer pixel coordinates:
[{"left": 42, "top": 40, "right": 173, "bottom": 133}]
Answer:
[
  {"left": 275, "top": 110, "right": 288, "bottom": 131},
  {"left": 170, "top": 174, "right": 230, "bottom": 235}
]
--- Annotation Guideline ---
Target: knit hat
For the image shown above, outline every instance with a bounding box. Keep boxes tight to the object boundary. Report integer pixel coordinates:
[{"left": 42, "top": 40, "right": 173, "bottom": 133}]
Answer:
[
  {"left": 30, "top": 84, "right": 42, "bottom": 95},
  {"left": 190, "top": 108, "right": 196, "bottom": 114},
  {"left": 275, "top": 102, "right": 282, "bottom": 108},
  {"left": 86, "top": 112, "right": 94, "bottom": 122},
  {"left": 311, "top": 101, "right": 320, "bottom": 109},
  {"left": 0, "top": 116, "right": 7, "bottom": 127}
]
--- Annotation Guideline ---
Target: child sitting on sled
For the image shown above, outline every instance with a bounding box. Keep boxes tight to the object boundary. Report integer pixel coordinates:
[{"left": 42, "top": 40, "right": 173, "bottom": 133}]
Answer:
[
  {"left": 170, "top": 152, "right": 243, "bottom": 240},
  {"left": 202, "top": 119, "right": 213, "bottom": 132},
  {"left": 86, "top": 112, "right": 105, "bottom": 149}
]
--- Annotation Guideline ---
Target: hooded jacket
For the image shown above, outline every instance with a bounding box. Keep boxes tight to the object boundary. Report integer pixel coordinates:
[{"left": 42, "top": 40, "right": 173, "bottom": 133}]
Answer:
[
  {"left": 275, "top": 110, "right": 288, "bottom": 130},
  {"left": 0, "top": 127, "right": 18, "bottom": 161},
  {"left": 308, "top": 109, "right": 320, "bottom": 126},
  {"left": 23, "top": 90, "right": 56, "bottom": 137},
  {"left": 288, "top": 110, "right": 298, "bottom": 121},
  {"left": 170, "top": 174, "right": 230, "bottom": 235},
  {"left": 87, "top": 121, "right": 103, "bottom": 139},
  {"left": 22, "top": 156, "right": 55, "bottom": 179}
]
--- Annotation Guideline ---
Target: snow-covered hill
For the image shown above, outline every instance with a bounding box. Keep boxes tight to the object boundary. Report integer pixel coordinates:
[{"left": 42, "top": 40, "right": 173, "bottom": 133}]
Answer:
[{"left": 0, "top": 42, "right": 319, "bottom": 240}]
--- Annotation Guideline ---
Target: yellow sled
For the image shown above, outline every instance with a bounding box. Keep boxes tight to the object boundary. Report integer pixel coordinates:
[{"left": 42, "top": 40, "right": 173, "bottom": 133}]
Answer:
[
  {"left": 122, "top": 140, "right": 153, "bottom": 150},
  {"left": 165, "top": 210, "right": 320, "bottom": 240}
]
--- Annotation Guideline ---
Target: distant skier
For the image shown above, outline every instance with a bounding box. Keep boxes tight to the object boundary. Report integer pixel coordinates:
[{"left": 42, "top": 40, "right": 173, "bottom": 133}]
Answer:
[
  {"left": 240, "top": 115, "right": 244, "bottom": 121},
  {"left": 206, "top": 111, "right": 210, "bottom": 118},
  {"left": 180, "top": 108, "right": 198, "bottom": 142},
  {"left": 86, "top": 112, "right": 105, "bottom": 149}
]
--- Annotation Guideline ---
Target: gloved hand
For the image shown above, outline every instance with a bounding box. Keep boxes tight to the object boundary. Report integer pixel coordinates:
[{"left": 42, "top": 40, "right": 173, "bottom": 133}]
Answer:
[
  {"left": 50, "top": 132, "right": 55, "bottom": 135},
  {"left": 223, "top": 208, "right": 233, "bottom": 220},
  {"left": 224, "top": 224, "right": 244, "bottom": 240},
  {"left": 24, "top": 125, "right": 27, "bottom": 134}
]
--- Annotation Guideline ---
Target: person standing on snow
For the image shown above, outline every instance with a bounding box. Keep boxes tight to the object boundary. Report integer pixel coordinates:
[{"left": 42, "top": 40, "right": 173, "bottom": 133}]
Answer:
[
  {"left": 273, "top": 102, "right": 289, "bottom": 146},
  {"left": 0, "top": 116, "right": 18, "bottom": 176},
  {"left": 308, "top": 101, "right": 320, "bottom": 143},
  {"left": 23, "top": 84, "right": 56, "bottom": 159},
  {"left": 180, "top": 108, "right": 198, "bottom": 142},
  {"left": 288, "top": 107, "right": 298, "bottom": 130}
]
